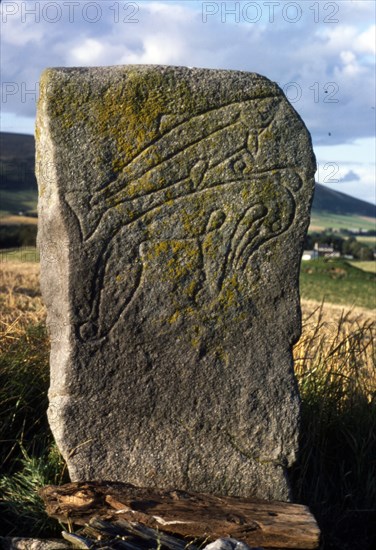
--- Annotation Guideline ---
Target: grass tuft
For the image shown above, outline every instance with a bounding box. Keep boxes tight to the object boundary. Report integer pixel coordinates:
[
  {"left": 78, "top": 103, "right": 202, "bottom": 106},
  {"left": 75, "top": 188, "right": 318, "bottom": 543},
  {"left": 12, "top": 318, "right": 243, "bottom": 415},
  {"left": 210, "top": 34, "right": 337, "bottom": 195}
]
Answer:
[
  {"left": 0, "top": 261, "right": 68, "bottom": 537},
  {"left": 0, "top": 322, "right": 50, "bottom": 474},
  {"left": 292, "top": 303, "right": 376, "bottom": 550},
  {"left": 0, "top": 446, "right": 66, "bottom": 537}
]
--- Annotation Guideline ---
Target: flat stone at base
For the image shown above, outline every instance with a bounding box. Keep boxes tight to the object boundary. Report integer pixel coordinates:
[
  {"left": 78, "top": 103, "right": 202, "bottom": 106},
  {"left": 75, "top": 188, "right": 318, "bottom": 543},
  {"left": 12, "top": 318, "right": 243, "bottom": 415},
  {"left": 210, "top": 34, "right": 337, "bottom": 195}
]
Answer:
[
  {"left": 203, "top": 539, "right": 256, "bottom": 550},
  {"left": 36, "top": 65, "right": 316, "bottom": 500}
]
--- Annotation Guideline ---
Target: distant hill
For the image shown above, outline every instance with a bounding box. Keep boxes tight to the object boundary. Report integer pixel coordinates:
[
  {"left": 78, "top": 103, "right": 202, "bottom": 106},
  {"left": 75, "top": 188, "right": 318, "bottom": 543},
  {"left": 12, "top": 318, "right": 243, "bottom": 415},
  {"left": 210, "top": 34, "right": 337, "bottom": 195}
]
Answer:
[
  {"left": 0, "top": 133, "right": 36, "bottom": 192},
  {"left": 0, "top": 133, "right": 37, "bottom": 216},
  {"left": 312, "top": 183, "right": 375, "bottom": 218},
  {"left": 0, "top": 132, "right": 375, "bottom": 229},
  {"left": 0, "top": 132, "right": 35, "bottom": 159},
  {"left": 310, "top": 183, "right": 375, "bottom": 232}
]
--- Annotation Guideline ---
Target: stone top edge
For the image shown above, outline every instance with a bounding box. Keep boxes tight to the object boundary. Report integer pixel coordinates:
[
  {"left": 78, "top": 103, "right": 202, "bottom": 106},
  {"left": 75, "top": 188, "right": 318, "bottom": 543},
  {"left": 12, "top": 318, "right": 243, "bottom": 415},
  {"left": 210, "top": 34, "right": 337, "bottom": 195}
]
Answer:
[
  {"left": 39, "top": 64, "right": 277, "bottom": 85},
  {"left": 41, "top": 64, "right": 267, "bottom": 75}
]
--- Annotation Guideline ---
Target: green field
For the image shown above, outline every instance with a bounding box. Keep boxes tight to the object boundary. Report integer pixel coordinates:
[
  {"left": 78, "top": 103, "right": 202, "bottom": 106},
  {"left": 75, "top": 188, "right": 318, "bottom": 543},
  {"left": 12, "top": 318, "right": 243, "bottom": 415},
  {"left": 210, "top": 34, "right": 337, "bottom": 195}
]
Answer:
[
  {"left": 349, "top": 261, "right": 376, "bottom": 274},
  {"left": 355, "top": 235, "right": 376, "bottom": 248},
  {"left": 0, "top": 247, "right": 40, "bottom": 263},
  {"left": 300, "top": 258, "right": 376, "bottom": 310},
  {"left": 1, "top": 248, "right": 374, "bottom": 311},
  {"left": 0, "top": 189, "right": 38, "bottom": 217},
  {"left": 309, "top": 212, "right": 376, "bottom": 232}
]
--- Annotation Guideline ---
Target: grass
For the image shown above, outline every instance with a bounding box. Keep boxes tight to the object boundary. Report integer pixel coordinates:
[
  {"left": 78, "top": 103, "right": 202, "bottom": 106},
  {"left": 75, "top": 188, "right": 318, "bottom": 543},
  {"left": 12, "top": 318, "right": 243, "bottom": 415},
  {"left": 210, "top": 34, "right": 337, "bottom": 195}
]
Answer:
[
  {"left": 0, "top": 260, "right": 375, "bottom": 548},
  {"left": 0, "top": 261, "right": 67, "bottom": 537},
  {"left": 349, "top": 261, "right": 376, "bottom": 274},
  {"left": 0, "top": 189, "right": 38, "bottom": 217},
  {"left": 0, "top": 246, "right": 40, "bottom": 263},
  {"left": 0, "top": 215, "right": 38, "bottom": 225},
  {"left": 309, "top": 212, "right": 376, "bottom": 232},
  {"left": 355, "top": 235, "right": 376, "bottom": 248},
  {"left": 300, "top": 258, "right": 376, "bottom": 310},
  {"left": 293, "top": 303, "right": 376, "bottom": 550}
]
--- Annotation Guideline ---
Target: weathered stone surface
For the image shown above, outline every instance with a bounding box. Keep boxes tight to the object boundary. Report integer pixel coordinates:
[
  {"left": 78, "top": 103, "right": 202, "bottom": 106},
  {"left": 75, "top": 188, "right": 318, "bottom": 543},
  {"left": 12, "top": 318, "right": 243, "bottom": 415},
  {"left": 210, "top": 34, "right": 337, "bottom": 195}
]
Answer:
[{"left": 36, "top": 65, "right": 316, "bottom": 500}]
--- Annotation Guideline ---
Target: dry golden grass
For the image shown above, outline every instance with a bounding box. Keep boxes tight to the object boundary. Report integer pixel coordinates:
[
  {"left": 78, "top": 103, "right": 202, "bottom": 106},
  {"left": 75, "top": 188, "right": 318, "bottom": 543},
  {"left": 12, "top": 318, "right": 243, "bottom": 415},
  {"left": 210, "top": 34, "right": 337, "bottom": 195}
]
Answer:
[
  {"left": 1, "top": 259, "right": 374, "bottom": 358},
  {"left": 297, "top": 299, "right": 375, "bottom": 402},
  {"left": 299, "top": 300, "right": 375, "bottom": 405},
  {"left": 301, "top": 298, "right": 375, "bottom": 327},
  {"left": 1, "top": 261, "right": 375, "bottom": 546},
  {"left": 0, "top": 261, "right": 46, "bottom": 352},
  {"left": 293, "top": 300, "right": 375, "bottom": 550},
  {"left": 0, "top": 215, "right": 38, "bottom": 225}
]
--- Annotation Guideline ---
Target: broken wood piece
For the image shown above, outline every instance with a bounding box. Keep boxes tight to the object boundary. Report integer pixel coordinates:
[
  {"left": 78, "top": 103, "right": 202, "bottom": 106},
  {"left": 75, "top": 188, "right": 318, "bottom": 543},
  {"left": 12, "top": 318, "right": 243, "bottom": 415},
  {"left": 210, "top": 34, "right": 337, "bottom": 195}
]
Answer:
[
  {"left": 86, "top": 517, "right": 199, "bottom": 550},
  {"left": 39, "top": 481, "right": 320, "bottom": 549}
]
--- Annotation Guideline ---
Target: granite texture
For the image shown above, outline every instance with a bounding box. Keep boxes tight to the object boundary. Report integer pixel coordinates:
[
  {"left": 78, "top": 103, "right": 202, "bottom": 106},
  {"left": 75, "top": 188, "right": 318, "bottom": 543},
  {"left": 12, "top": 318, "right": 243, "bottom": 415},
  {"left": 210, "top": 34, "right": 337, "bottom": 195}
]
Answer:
[{"left": 36, "top": 65, "right": 316, "bottom": 500}]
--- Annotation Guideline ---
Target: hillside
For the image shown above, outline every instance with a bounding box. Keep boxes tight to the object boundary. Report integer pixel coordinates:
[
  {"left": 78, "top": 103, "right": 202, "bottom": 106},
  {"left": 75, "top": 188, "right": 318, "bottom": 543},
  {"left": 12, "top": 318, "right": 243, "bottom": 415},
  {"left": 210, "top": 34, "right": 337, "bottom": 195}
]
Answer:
[
  {"left": 0, "top": 132, "right": 35, "bottom": 159},
  {"left": 0, "top": 133, "right": 36, "bottom": 192},
  {"left": 312, "top": 183, "right": 375, "bottom": 218},
  {"left": 0, "top": 132, "right": 375, "bottom": 229},
  {"left": 311, "top": 183, "right": 375, "bottom": 232},
  {"left": 0, "top": 133, "right": 37, "bottom": 217}
]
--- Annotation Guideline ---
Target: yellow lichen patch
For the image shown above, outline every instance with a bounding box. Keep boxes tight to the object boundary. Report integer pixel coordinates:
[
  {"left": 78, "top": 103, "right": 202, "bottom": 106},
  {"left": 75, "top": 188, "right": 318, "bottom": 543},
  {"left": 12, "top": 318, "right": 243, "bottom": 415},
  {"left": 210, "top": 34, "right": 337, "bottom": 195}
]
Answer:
[
  {"left": 202, "top": 231, "right": 219, "bottom": 260},
  {"left": 217, "top": 273, "right": 241, "bottom": 311},
  {"left": 87, "top": 69, "right": 204, "bottom": 175},
  {"left": 150, "top": 240, "right": 170, "bottom": 257},
  {"left": 144, "top": 240, "right": 198, "bottom": 285},
  {"left": 162, "top": 242, "right": 200, "bottom": 297},
  {"left": 169, "top": 311, "right": 181, "bottom": 324},
  {"left": 190, "top": 325, "right": 202, "bottom": 351}
]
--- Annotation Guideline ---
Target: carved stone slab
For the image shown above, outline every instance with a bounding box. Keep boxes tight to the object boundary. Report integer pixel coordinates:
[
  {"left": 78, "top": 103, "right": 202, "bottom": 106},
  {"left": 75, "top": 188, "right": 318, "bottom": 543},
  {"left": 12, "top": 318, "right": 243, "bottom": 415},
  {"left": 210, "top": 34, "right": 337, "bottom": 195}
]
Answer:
[{"left": 36, "top": 66, "right": 316, "bottom": 500}]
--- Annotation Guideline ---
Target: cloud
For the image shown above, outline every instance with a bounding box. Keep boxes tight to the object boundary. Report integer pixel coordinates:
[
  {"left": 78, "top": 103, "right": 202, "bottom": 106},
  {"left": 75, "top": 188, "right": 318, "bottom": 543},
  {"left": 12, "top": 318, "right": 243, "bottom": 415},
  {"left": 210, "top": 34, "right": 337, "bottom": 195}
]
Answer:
[
  {"left": 354, "top": 24, "right": 376, "bottom": 55},
  {"left": 340, "top": 170, "right": 361, "bottom": 182},
  {"left": 70, "top": 39, "right": 105, "bottom": 65},
  {"left": 1, "top": 1, "right": 375, "bottom": 146},
  {"left": 315, "top": 138, "right": 376, "bottom": 204},
  {"left": 1, "top": 0, "right": 374, "bottom": 203}
]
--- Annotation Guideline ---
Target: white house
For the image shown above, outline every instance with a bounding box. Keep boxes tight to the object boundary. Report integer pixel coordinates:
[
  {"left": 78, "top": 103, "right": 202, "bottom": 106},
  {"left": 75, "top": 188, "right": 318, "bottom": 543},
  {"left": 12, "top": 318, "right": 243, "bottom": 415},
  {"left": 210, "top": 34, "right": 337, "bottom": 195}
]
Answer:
[
  {"left": 302, "top": 250, "right": 319, "bottom": 261},
  {"left": 313, "top": 242, "right": 341, "bottom": 258}
]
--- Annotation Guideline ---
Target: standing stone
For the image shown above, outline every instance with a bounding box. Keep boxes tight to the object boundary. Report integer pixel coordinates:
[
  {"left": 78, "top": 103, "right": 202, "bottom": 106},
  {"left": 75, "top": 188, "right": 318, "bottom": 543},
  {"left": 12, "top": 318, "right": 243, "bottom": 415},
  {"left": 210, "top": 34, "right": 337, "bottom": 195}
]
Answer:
[{"left": 36, "top": 65, "right": 315, "bottom": 500}]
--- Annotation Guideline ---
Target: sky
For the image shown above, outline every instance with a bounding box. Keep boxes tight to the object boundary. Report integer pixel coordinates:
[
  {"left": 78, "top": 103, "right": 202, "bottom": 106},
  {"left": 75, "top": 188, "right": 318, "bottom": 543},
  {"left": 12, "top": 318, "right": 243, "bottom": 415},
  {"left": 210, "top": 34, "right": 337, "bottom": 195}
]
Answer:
[{"left": 1, "top": 0, "right": 375, "bottom": 204}]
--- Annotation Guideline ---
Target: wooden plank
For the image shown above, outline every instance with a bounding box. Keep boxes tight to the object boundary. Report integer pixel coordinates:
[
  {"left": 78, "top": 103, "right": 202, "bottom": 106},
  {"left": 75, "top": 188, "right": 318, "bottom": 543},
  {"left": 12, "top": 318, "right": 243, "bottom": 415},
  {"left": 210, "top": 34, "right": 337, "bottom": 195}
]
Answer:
[{"left": 39, "top": 482, "right": 320, "bottom": 549}]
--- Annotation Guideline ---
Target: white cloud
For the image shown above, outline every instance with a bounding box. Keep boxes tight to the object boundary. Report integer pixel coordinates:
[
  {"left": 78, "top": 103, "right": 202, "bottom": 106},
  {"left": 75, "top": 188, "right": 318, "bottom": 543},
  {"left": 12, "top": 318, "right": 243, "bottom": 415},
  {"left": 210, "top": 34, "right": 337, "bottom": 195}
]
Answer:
[
  {"left": 70, "top": 39, "right": 105, "bottom": 65},
  {"left": 316, "top": 25, "right": 358, "bottom": 53},
  {"left": 355, "top": 24, "right": 376, "bottom": 55},
  {"left": 315, "top": 138, "right": 376, "bottom": 204},
  {"left": 340, "top": 51, "right": 355, "bottom": 65},
  {"left": 1, "top": 0, "right": 375, "bottom": 202},
  {"left": 125, "top": 33, "right": 187, "bottom": 64},
  {"left": 146, "top": 1, "right": 195, "bottom": 21}
]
